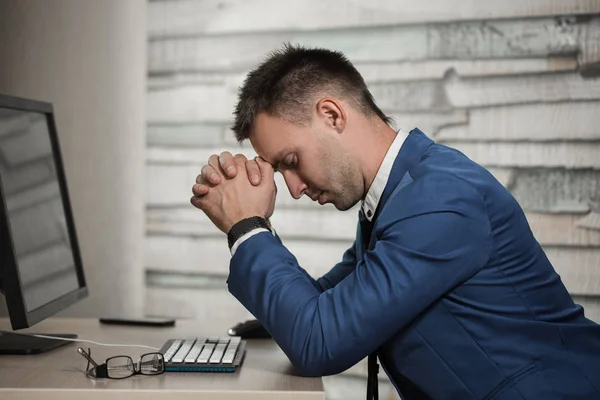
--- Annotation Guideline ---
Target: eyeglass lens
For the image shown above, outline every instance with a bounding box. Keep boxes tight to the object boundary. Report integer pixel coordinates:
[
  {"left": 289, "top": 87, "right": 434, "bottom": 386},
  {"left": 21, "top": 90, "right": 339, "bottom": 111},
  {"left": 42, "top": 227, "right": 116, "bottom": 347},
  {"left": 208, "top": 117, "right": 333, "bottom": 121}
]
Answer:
[
  {"left": 106, "top": 356, "right": 135, "bottom": 379},
  {"left": 105, "top": 353, "right": 164, "bottom": 378},
  {"left": 140, "top": 353, "right": 164, "bottom": 375}
]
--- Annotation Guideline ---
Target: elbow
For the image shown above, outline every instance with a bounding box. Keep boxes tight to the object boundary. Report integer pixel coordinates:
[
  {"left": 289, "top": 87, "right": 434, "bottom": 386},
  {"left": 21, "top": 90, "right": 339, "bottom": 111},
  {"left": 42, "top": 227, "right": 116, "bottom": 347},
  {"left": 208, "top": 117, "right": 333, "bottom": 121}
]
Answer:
[
  {"left": 288, "top": 353, "right": 346, "bottom": 377},
  {"left": 291, "top": 359, "right": 327, "bottom": 377}
]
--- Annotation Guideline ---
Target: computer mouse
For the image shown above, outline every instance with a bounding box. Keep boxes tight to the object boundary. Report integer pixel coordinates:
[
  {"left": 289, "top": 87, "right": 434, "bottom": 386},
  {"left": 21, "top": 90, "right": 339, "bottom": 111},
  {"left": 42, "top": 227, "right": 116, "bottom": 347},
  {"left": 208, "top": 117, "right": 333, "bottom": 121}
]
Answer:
[{"left": 228, "top": 319, "right": 272, "bottom": 339}]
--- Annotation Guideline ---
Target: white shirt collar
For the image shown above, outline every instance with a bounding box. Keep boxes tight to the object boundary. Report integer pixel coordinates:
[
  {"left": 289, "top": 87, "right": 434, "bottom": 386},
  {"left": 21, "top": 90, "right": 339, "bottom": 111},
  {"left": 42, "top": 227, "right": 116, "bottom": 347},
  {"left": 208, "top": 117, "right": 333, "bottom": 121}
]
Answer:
[{"left": 362, "top": 129, "right": 408, "bottom": 221}]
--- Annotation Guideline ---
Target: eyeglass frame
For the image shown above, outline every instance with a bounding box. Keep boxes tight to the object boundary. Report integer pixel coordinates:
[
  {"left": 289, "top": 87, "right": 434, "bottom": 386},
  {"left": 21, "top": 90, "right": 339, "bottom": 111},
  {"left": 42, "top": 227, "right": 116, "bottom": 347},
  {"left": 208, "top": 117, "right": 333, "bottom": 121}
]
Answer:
[{"left": 77, "top": 347, "right": 165, "bottom": 379}]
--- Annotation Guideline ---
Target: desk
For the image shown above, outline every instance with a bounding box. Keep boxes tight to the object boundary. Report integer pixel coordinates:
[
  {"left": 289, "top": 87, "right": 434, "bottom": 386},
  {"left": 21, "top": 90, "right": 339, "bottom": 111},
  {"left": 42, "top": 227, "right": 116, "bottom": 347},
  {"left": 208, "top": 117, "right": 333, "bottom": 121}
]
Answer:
[{"left": 0, "top": 318, "right": 325, "bottom": 399}]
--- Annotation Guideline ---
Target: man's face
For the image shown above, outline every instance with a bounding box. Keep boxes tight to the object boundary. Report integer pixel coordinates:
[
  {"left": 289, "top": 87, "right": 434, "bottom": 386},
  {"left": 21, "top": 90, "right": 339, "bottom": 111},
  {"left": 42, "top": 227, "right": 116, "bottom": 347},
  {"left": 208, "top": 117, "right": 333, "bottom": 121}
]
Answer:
[{"left": 249, "top": 111, "right": 364, "bottom": 211}]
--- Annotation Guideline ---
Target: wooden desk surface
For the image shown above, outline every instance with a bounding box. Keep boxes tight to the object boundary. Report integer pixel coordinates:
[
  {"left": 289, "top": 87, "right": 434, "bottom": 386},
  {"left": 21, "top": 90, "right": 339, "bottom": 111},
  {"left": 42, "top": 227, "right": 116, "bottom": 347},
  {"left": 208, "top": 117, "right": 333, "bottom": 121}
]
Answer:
[{"left": 0, "top": 317, "right": 324, "bottom": 399}]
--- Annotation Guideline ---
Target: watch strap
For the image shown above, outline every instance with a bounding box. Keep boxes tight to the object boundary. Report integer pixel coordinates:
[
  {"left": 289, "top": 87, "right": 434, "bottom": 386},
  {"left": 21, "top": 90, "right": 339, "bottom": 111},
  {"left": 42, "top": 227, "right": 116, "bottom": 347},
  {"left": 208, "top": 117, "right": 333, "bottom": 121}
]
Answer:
[{"left": 227, "top": 216, "right": 271, "bottom": 250}]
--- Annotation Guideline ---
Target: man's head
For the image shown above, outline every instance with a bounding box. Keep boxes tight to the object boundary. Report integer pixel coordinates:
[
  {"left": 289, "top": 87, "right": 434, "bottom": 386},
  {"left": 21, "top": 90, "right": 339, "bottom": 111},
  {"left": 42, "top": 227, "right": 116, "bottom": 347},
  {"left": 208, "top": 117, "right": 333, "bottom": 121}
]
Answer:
[{"left": 232, "top": 44, "right": 393, "bottom": 210}]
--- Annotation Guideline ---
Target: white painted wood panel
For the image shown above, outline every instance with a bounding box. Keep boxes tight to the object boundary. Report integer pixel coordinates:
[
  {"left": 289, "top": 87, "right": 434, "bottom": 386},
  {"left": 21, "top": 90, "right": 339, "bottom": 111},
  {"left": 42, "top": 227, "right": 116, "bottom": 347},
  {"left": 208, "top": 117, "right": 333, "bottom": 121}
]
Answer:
[
  {"left": 147, "top": 146, "right": 257, "bottom": 164},
  {"left": 147, "top": 123, "right": 225, "bottom": 147},
  {"left": 148, "top": 57, "right": 578, "bottom": 91},
  {"left": 510, "top": 169, "right": 600, "bottom": 214},
  {"left": 145, "top": 286, "right": 252, "bottom": 320},
  {"left": 145, "top": 235, "right": 351, "bottom": 278},
  {"left": 446, "top": 73, "right": 600, "bottom": 108},
  {"left": 579, "top": 18, "right": 600, "bottom": 75},
  {"left": 578, "top": 212, "right": 600, "bottom": 231},
  {"left": 148, "top": 72, "right": 600, "bottom": 124},
  {"left": 148, "top": 0, "right": 600, "bottom": 36},
  {"left": 357, "top": 57, "right": 578, "bottom": 82},
  {"left": 444, "top": 142, "right": 600, "bottom": 168},
  {"left": 547, "top": 248, "right": 600, "bottom": 295},
  {"left": 147, "top": 207, "right": 359, "bottom": 241},
  {"left": 149, "top": 18, "right": 584, "bottom": 73},
  {"left": 436, "top": 102, "right": 600, "bottom": 141},
  {"left": 486, "top": 168, "right": 515, "bottom": 189},
  {"left": 147, "top": 85, "right": 238, "bottom": 123},
  {"left": 147, "top": 204, "right": 600, "bottom": 247},
  {"left": 526, "top": 213, "right": 600, "bottom": 246}
]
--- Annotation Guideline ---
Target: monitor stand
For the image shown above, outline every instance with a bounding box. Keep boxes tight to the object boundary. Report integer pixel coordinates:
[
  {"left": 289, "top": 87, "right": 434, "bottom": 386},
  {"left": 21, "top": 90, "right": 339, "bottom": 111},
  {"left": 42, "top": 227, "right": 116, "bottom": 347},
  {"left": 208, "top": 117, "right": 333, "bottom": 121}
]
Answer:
[{"left": 0, "top": 332, "right": 77, "bottom": 355}]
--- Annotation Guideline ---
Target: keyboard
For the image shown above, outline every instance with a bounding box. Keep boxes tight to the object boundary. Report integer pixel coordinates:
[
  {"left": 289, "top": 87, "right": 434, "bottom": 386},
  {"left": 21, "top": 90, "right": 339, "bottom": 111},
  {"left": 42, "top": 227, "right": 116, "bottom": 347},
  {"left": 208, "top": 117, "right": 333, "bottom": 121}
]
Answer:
[{"left": 158, "top": 336, "right": 246, "bottom": 372}]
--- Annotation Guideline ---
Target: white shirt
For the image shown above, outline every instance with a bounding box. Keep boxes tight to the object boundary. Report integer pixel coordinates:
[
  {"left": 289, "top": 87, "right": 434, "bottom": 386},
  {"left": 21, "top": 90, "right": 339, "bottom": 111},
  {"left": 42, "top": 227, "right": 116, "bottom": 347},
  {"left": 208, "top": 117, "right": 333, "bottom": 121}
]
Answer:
[
  {"left": 231, "top": 129, "right": 409, "bottom": 255},
  {"left": 362, "top": 129, "right": 408, "bottom": 221}
]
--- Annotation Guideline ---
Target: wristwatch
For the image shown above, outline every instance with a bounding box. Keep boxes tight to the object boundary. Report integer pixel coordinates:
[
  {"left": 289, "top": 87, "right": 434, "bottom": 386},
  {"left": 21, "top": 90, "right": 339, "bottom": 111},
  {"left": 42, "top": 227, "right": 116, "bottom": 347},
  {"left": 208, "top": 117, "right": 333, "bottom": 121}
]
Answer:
[{"left": 227, "top": 216, "right": 271, "bottom": 250}]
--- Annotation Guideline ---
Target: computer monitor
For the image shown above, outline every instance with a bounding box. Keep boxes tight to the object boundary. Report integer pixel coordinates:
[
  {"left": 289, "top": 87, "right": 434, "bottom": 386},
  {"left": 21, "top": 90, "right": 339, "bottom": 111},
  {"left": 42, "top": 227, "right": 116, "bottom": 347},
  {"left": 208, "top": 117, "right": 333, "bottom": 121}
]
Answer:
[{"left": 0, "top": 93, "right": 88, "bottom": 354}]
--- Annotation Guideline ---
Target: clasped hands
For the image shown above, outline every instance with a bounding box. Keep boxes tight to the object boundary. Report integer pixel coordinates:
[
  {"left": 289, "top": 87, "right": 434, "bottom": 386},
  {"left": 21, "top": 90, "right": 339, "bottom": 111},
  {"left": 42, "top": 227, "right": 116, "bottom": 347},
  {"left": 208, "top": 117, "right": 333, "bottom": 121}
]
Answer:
[{"left": 191, "top": 152, "right": 276, "bottom": 233}]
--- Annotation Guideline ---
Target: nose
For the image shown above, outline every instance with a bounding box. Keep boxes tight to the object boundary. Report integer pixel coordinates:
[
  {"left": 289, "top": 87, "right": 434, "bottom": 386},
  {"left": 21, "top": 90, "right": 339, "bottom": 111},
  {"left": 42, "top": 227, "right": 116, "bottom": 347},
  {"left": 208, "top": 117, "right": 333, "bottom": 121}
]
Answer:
[{"left": 282, "top": 170, "right": 307, "bottom": 200}]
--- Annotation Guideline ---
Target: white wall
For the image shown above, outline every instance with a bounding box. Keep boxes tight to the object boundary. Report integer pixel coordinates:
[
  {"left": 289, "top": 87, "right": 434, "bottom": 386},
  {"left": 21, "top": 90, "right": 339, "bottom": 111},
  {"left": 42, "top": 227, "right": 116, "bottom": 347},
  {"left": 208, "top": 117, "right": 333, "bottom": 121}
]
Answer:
[{"left": 0, "top": 0, "right": 147, "bottom": 318}]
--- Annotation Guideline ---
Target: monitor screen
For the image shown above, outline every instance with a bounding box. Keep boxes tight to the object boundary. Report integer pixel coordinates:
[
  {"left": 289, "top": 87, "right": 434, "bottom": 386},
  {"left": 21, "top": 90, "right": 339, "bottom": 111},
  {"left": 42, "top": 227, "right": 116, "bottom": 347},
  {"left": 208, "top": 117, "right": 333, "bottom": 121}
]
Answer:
[
  {"left": 0, "top": 109, "right": 79, "bottom": 311},
  {"left": 0, "top": 94, "right": 87, "bottom": 330}
]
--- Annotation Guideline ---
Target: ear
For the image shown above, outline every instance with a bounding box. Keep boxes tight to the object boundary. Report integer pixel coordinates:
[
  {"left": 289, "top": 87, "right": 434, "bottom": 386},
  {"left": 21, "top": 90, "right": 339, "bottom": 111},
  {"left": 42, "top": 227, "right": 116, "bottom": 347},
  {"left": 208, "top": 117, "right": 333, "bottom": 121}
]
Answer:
[{"left": 315, "top": 97, "right": 346, "bottom": 134}]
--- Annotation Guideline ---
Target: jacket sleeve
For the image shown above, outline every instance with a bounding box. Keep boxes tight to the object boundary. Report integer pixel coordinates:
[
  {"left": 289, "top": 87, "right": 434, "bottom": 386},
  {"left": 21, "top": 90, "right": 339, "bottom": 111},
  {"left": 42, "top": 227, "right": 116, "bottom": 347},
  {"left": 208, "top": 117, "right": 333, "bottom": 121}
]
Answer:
[
  {"left": 227, "top": 180, "right": 492, "bottom": 377},
  {"left": 315, "top": 240, "right": 358, "bottom": 292}
]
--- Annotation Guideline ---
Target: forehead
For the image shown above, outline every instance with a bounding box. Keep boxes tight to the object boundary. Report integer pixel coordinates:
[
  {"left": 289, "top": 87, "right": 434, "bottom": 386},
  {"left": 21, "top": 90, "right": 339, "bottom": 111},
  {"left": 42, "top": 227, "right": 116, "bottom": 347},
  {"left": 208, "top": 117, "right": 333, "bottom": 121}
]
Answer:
[{"left": 249, "top": 112, "right": 309, "bottom": 162}]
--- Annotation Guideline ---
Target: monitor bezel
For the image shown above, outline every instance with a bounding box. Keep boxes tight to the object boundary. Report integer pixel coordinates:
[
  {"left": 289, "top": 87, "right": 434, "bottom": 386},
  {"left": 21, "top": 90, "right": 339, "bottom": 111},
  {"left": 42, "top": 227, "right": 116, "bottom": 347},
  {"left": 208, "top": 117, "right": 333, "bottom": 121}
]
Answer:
[{"left": 0, "top": 93, "right": 88, "bottom": 330}]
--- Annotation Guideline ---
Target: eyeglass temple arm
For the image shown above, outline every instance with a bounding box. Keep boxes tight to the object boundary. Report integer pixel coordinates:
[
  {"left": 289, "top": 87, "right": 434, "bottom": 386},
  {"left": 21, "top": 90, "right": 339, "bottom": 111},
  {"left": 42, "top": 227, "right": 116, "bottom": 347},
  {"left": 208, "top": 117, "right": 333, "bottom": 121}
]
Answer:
[{"left": 77, "top": 347, "right": 99, "bottom": 368}]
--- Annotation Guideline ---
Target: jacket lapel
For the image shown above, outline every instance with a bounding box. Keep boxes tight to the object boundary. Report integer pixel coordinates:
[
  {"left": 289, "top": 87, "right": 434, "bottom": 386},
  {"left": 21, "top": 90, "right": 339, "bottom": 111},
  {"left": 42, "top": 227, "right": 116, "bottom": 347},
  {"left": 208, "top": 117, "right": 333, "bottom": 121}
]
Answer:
[{"left": 360, "top": 128, "right": 434, "bottom": 251}]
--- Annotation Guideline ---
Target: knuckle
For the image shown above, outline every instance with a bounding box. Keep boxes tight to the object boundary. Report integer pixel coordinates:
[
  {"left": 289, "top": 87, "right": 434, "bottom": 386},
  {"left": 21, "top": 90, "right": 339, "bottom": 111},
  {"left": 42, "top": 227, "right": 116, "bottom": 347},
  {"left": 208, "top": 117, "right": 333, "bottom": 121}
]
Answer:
[{"left": 200, "top": 165, "right": 213, "bottom": 177}]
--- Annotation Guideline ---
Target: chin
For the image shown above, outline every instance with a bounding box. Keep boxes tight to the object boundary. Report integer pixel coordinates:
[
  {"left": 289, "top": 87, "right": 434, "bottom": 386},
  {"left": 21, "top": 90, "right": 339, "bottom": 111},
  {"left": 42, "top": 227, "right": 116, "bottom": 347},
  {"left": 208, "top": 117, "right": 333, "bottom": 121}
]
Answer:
[{"left": 334, "top": 199, "right": 358, "bottom": 211}]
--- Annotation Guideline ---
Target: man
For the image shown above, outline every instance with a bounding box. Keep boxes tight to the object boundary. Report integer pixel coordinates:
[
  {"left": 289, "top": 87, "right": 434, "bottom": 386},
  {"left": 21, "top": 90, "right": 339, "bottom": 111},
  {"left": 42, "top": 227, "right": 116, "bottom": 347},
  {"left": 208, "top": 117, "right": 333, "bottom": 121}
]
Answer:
[{"left": 191, "top": 45, "right": 600, "bottom": 399}]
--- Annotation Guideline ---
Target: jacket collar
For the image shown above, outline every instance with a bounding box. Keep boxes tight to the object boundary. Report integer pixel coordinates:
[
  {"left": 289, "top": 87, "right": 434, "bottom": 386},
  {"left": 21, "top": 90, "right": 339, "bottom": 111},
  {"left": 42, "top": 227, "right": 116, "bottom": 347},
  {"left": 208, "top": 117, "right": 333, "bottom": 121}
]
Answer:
[{"left": 372, "top": 128, "right": 434, "bottom": 220}]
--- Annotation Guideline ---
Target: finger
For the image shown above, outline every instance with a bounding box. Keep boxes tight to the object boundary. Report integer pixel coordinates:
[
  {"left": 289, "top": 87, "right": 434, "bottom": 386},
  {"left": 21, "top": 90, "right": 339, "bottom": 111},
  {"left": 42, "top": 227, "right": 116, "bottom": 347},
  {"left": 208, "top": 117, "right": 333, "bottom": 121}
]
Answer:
[
  {"left": 190, "top": 196, "right": 203, "bottom": 210},
  {"left": 246, "top": 159, "right": 261, "bottom": 185},
  {"left": 192, "top": 183, "right": 209, "bottom": 196},
  {"left": 200, "top": 165, "right": 221, "bottom": 185},
  {"left": 208, "top": 154, "right": 221, "bottom": 173},
  {"left": 255, "top": 156, "right": 275, "bottom": 182},
  {"left": 233, "top": 153, "right": 249, "bottom": 171},
  {"left": 219, "top": 151, "right": 238, "bottom": 178}
]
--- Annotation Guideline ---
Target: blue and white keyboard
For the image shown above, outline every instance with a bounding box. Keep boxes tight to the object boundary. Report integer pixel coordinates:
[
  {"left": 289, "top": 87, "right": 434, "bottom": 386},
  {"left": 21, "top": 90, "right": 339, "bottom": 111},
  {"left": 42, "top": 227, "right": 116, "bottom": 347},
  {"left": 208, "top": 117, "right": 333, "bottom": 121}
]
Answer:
[{"left": 159, "top": 336, "right": 246, "bottom": 372}]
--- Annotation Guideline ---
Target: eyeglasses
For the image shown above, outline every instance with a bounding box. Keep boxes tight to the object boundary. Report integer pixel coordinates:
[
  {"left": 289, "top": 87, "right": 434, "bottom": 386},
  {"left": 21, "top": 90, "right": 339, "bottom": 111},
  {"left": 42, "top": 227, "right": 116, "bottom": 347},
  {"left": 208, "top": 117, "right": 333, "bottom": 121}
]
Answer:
[{"left": 77, "top": 347, "right": 165, "bottom": 379}]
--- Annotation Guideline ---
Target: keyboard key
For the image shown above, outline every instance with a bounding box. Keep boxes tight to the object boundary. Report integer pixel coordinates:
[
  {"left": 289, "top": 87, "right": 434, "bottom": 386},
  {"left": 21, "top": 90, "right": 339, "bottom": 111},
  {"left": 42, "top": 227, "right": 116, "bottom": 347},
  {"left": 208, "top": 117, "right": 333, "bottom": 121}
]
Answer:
[
  {"left": 221, "top": 347, "right": 238, "bottom": 364},
  {"left": 196, "top": 343, "right": 215, "bottom": 364},
  {"left": 172, "top": 339, "right": 197, "bottom": 363},
  {"left": 207, "top": 336, "right": 220, "bottom": 343},
  {"left": 184, "top": 339, "right": 206, "bottom": 363},
  {"left": 163, "top": 339, "right": 182, "bottom": 362},
  {"left": 209, "top": 343, "right": 227, "bottom": 363}
]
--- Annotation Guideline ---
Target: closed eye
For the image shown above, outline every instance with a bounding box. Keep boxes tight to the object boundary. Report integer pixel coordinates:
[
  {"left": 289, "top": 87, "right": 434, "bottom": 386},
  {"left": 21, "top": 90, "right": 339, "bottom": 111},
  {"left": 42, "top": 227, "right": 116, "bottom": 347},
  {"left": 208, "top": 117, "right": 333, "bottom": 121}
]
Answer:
[{"left": 283, "top": 154, "right": 297, "bottom": 169}]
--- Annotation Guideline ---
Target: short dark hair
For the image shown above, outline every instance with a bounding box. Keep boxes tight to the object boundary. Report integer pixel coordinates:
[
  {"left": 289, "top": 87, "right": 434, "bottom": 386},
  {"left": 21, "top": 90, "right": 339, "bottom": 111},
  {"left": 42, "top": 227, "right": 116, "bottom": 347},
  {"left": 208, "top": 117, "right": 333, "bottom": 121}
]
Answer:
[{"left": 232, "top": 44, "right": 391, "bottom": 143}]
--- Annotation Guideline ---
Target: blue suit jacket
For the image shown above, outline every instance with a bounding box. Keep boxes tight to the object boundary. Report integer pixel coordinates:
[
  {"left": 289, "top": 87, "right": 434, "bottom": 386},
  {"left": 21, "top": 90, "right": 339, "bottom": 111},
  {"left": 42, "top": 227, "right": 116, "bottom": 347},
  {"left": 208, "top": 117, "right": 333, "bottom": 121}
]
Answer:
[{"left": 228, "top": 129, "right": 600, "bottom": 399}]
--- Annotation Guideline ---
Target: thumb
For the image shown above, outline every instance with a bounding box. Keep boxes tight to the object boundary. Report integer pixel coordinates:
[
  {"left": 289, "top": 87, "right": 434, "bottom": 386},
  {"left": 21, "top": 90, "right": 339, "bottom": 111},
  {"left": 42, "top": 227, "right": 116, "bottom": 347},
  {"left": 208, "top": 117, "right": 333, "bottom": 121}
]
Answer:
[{"left": 255, "top": 156, "right": 275, "bottom": 182}]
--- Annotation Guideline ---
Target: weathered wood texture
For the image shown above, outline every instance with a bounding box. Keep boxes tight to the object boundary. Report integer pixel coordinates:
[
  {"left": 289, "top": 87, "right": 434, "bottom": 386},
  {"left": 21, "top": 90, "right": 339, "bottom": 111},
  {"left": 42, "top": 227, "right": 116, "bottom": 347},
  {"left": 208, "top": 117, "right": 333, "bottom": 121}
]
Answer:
[
  {"left": 148, "top": 72, "right": 600, "bottom": 123},
  {"left": 149, "top": 0, "right": 600, "bottom": 36},
  {"left": 149, "top": 16, "right": 600, "bottom": 74}
]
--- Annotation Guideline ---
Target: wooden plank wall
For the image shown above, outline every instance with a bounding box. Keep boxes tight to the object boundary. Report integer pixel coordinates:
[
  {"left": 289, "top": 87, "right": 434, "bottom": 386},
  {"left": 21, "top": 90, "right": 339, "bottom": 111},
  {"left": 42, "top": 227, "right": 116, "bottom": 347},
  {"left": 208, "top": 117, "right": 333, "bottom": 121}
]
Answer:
[{"left": 146, "top": 2, "right": 600, "bottom": 398}]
